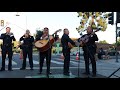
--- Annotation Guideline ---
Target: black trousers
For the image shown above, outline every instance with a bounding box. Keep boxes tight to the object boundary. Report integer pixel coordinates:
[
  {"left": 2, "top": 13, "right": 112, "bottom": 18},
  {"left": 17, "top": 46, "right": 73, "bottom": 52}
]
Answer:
[
  {"left": 1, "top": 45, "right": 13, "bottom": 70},
  {"left": 63, "top": 49, "right": 70, "bottom": 74},
  {"left": 22, "top": 46, "right": 33, "bottom": 69},
  {"left": 39, "top": 49, "right": 51, "bottom": 74},
  {"left": 83, "top": 46, "right": 96, "bottom": 75}
]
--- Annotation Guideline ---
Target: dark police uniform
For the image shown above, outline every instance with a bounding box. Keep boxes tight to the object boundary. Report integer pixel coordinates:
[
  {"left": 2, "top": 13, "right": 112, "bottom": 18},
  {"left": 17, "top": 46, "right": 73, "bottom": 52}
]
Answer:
[
  {"left": 61, "top": 34, "right": 75, "bottom": 75},
  {"left": 19, "top": 35, "right": 34, "bottom": 70},
  {"left": 0, "top": 33, "right": 16, "bottom": 71},
  {"left": 80, "top": 33, "right": 98, "bottom": 76},
  {"left": 36, "top": 33, "right": 59, "bottom": 75}
]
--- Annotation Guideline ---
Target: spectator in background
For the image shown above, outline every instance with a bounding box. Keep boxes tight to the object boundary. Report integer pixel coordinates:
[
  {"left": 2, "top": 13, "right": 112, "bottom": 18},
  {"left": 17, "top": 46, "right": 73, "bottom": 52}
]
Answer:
[{"left": 98, "top": 48, "right": 105, "bottom": 59}]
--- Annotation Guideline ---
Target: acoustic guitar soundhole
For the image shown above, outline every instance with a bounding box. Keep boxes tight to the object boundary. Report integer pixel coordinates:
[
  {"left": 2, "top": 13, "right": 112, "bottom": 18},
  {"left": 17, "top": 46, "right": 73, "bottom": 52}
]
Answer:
[{"left": 39, "top": 41, "right": 43, "bottom": 44}]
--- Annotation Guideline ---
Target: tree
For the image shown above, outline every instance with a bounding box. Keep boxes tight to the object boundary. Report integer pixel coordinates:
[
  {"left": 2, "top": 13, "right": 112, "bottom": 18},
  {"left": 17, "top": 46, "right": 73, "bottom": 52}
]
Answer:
[
  {"left": 76, "top": 12, "right": 110, "bottom": 33},
  {"left": 99, "top": 40, "right": 109, "bottom": 44},
  {"left": 34, "top": 28, "right": 43, "bottom": 38},
  {"left": 113, "top": 38, "right": 120, "bottom": 46}
]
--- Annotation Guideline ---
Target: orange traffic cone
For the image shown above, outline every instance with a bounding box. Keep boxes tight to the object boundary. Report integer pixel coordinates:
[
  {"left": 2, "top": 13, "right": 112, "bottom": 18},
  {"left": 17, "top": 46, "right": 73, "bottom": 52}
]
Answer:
[
  {"left": 60, "top": 54, "right": 64, "bottom": 60},
  {"left": 76, "top": 53, "right": 80, "bottom": 60}
]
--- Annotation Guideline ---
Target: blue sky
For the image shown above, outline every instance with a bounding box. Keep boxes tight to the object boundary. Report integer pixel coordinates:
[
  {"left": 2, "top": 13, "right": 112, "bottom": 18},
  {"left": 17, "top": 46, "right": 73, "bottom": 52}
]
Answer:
[{"left": 0, "top": 12, "right": 116, "bottom": 44}]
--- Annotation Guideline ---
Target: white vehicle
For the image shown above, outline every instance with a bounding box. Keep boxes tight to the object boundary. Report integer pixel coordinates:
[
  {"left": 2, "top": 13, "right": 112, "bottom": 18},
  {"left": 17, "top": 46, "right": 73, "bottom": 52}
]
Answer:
[{"left": 71, "top": 49, "right": 84, "bottom": 56}]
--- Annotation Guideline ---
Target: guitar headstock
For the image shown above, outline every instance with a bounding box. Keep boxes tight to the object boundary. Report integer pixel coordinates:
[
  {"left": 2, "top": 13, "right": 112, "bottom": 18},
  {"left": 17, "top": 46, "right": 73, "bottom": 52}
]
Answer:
[
  {"left": 94, "top": 28, "right": 101, "bottom": 32},
  {"left": 55, "top": 29, "right": 62, "bottom": 33},
  {"left": 58, "top": 29, "right": 62, "bottom": 32}
]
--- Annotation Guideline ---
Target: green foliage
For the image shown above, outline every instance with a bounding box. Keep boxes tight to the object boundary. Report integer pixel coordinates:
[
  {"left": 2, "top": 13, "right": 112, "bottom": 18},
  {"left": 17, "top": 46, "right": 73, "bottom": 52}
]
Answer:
[
  {"left": 113, "top": 38, "right": 120, "bottom": 46},
  {"left": 99, "top": 40, "right": 109, "bottom": 44},
  {"left": 76, "top": 12, "right": 109, "bottom": 33}
]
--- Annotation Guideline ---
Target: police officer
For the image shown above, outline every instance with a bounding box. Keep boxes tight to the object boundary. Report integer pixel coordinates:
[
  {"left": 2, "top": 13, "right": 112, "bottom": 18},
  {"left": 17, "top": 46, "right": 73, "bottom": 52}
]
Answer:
[
  {"left": 61, "top": 28, "right": 75, "bottom": 76},
  {"left": 19, "top": 30, "right": 34, "bottom": 70},
  {"left": 0, "top": 27, "right": 16, "bottom": 71}
]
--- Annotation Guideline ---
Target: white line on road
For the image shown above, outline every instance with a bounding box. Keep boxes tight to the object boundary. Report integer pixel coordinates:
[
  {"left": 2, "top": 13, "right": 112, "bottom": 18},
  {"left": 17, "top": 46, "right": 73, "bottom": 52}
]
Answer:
[
  {"left": 51, "top": 60, "right": 64, "bottom": 65},
  {"left": 5, "top": 60, "right": 17, "bottom": 65},
  {"left": 70, "top": 61, "right": 79, "bottom": 65},
  {"left": 53, "top": 57, "right": 75, "bottom": 60},
  {"left": 10, "top": 67, "right": 78, "bottom": 70},
  {"left": 26, "top": 58, "right": 39, "bottom": 64}
]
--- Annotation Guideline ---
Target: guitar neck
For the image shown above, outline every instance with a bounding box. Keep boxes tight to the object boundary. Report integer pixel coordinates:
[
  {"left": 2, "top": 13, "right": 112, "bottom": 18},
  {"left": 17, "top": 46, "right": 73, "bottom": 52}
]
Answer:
[{"left": 53, "top": 29, "right": 62, "bottom": 35}]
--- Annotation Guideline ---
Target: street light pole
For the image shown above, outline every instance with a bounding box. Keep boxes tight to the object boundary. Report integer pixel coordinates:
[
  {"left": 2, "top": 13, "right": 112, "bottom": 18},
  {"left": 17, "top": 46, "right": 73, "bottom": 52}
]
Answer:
[
  {"left": 26, "top": 16, "right": 27, "bottom": 30},
  {"left": 16, "top": 12, "right": 27, "bottom": 30},
  {"left": 116, "top": 12, "right": 118, "bottom": 62}
]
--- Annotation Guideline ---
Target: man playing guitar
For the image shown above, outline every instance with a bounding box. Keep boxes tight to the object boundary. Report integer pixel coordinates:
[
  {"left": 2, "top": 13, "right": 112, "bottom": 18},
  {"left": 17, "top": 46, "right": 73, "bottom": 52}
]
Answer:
[
  {"left": 35, "top": 27, "right": 59, "bottom": 77},
  {"left": 78, "top": 26, "right": 98, "bottom": 77}
]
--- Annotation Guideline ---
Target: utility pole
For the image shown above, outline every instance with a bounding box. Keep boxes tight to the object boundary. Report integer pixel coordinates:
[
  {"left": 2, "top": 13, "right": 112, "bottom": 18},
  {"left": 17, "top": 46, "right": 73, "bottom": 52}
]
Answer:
[
  {"left": 116, "top": 16, "right": 118, "bottom": 62},
  {"left": 116, "top": 12, "right": 120, "bottom": 62}
]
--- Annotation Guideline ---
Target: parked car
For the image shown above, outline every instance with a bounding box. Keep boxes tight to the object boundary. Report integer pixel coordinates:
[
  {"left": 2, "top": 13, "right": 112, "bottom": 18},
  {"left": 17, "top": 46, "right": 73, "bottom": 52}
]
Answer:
[
  {"left": 108, "top": 50, "right": 119, "bottom": 56},
  {"left": 71, "top": 49, "right": 83, "bottom": 56}
]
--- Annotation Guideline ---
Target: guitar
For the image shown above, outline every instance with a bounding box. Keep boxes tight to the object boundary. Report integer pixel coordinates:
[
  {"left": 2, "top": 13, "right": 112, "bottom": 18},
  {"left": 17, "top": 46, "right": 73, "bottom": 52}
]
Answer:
[
  {"left": 68, "top": 41, "right": 81, "bottom": 49},
  {"left": 68, "top": 42, "right": 74, "bottom": 49},
  {"left": 80, "top": 29, "right": 100, "bottom": 47},
  {"left": 35, "top": 29, "right": 62, "bottom": 52}
]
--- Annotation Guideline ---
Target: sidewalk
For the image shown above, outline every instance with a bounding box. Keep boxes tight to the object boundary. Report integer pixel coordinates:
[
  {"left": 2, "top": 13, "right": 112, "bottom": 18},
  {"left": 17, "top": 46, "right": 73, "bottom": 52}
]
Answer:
[{"left": 89, "top": 58, "right": 120, "bottom": 78}]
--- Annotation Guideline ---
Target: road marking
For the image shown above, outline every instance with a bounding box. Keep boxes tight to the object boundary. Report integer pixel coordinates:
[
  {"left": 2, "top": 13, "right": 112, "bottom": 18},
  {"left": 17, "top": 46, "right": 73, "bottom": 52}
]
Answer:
[
  {"left": 33, "top": 60, "right": 39, "bottom": 64},
  {"left": 53, "top": 57, "right": 75, "bottom": 60},
  {"left": 27, "top": 58, "right": 64, "bottom": 65},
  {"left": 10, "top": 67, "right": 78, "bottom": 70},
  {"left": 5, "top": 60, "right": 17, "bottom": 65},
  {"left": 53, "top": 57, "right": 84, "bottom": 61},
  {"left": 70, "top": 61, "right": 79, "bottom": 65},
  {"left": 26, "top": 58, "right": 39, "bottom": 64},
  {"left": 44, "top": 59, "right": 64, "bottom": 65},
  {"left": 25, "top": 74, "right": 77, "bottom": 78},
  {"left": 51, "top": 60, "right": 64, "bottom": 65}
]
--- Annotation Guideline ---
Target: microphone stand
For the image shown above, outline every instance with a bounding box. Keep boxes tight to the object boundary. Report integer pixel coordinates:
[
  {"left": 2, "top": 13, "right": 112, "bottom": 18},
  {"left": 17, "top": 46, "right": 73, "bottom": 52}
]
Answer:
[
  {"left": 46, "top": 31, "right": 51, "bottom": 78},
  {"left": 77, "top": 45, "right": 81, "bottom": 78},
  {"left": 75, "top": 32, "right": 82, "bottom": 78}
]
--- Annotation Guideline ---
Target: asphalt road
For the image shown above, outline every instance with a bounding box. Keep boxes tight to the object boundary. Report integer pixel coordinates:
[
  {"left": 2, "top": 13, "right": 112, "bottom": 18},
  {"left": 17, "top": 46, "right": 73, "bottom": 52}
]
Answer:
[{"left": 0, "top": 53, "right": 106, "bottom": 78}]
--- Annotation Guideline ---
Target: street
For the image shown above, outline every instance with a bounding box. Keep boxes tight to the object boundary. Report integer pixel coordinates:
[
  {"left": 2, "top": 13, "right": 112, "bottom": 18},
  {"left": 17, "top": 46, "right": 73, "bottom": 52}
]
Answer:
[{"left": 0, "top": 53, "right": 120, "bottom": 78}]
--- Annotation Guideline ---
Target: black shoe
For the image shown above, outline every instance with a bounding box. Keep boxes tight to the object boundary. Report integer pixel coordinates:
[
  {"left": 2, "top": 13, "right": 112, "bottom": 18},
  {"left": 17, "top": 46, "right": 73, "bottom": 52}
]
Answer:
[
  {"left": 63, "top": 73, "right": 70, "bottom": 76},
  {"left": 82, "top": 72, "right": 90, "bottom": 75},
  {"left": 38, "top": 72, "right": 42, "bottom": 74},
  {"left": 20, "top": 68, "right": 26, "bottom": 70},
  {"left": 49, "top": 72, "right": 52, "bottom": 74},
  {"left": 0, "top": 68, "right": 5, "bottom": 71},
  {"left": 8, "top": 69, "right": 13, "bottom": 71},
  {"left": 30, "top": 68, "right": 33, "bottom": 70},
  {"left": 46, "top": 74, "right": 49, "bottom": 78},
  {"left": 92, "top": 74, "right": 96, "bottom": 77}
]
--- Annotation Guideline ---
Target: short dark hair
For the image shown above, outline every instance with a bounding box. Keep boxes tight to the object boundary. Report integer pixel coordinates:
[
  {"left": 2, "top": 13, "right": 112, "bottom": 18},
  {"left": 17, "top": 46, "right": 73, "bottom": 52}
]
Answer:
[
  {"left": 63, "top": 28, "right": 68, "bottom": 33},
  {"left": 88, "top": 26, "right": 93, "bottom": 31},
  {"left": 44, "top": 27, "right": 48, "bottom": 30},
  {"left": 6, "top": 27, "right": 11, "bottom": 30}
]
